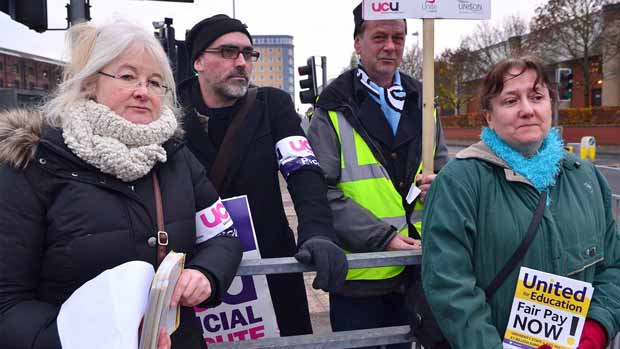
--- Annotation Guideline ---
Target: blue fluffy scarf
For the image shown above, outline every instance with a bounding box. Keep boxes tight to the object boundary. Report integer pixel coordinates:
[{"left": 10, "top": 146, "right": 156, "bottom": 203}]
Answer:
[{"left": 481, "top": 127, "right": 564, "bottom": 193}]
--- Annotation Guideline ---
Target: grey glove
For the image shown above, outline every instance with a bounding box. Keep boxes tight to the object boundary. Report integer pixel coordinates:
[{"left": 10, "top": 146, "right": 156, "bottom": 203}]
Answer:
[{"left": 294, "top": 237, "right": 348, "bottom": 292}]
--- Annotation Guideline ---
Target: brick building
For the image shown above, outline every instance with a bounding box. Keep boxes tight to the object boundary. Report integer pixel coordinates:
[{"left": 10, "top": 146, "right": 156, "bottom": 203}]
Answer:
[{"left": 0, "top": 47, "right": 63, "bottom": 109}]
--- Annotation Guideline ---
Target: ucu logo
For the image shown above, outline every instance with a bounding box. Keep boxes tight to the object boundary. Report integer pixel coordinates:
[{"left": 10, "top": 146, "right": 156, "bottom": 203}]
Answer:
[
  {"left": 289, "top": 138, "right": 312, "bottom": 152},
  {"left": 275, "top": 136, "right": 315, "bottom": 163},
  {"left": 423, "top": 0, "right": 438, "bottom": 10},
  {"left": 200, "top": 202, "right": 230, "bottom": 228},
  {"left": 371, "top": 1, "right": 400, "bottom": 12}
]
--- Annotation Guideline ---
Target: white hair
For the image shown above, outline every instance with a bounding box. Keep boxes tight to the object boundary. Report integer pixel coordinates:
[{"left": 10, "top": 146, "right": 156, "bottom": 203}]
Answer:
[{"left": 44, "top": 19, "right": 179, "bottom": 127}]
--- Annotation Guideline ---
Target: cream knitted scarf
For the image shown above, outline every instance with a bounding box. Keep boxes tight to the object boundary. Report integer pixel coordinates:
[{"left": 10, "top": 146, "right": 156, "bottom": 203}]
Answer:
[{"left": 62, "top": 100, "right": 177, "bottom": 182}]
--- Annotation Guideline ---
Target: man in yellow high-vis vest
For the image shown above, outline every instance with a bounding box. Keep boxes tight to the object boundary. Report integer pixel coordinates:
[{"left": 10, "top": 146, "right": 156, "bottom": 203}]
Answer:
[{"left": 306, "top": 3, "right": 448, "bottom": 348}]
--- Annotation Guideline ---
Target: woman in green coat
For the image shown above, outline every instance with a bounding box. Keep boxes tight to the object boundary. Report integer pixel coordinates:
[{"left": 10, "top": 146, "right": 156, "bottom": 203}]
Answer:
[{"left": 421, "top": 56, "right": 620, "bottom": 349}]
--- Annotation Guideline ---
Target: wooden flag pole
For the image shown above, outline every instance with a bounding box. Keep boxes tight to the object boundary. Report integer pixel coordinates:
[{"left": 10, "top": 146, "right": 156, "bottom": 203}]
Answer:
[{"left": 422, "top": 18, "right": 435, "bottom": 175}]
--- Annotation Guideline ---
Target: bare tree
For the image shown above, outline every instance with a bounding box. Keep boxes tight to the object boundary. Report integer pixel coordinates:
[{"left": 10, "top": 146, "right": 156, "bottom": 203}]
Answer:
[
  {"left": 400, "top": 44, "right": 423, "bottom": 80},
  {"left": 461, "top": 15, "right": 529, "bottom": 79},
  {"left": 502, "top": 14, "right": 530, "bottom": 38},
  {"left": 431, "top": 15, "right": 528, "bottom": 115},
  {"left": 430, "top": 17, "right": 527, "bottom": 116},
  {"left": 530, "top": 0, "right": 620, "bottom": 106},
  {"left": 340, "top": 51, "right": 359, "bottom": 74}
]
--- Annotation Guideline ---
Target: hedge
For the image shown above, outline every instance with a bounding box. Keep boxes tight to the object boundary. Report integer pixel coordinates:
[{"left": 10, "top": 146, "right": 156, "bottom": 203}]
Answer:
[{"left": 440, "top": 106, "right": 620, "bottom": 128}]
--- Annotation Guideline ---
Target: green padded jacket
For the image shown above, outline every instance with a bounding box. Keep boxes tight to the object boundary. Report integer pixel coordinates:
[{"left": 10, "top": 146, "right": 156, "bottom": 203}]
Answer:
[{"left": 421, "top": 141, "right": 620, "bottom": 348}]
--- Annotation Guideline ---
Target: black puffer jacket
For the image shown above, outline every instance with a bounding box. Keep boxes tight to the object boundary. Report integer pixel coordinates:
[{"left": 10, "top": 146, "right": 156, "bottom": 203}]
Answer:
[{"left": 0, "top": 109, "right": 243, "bottom": 349}]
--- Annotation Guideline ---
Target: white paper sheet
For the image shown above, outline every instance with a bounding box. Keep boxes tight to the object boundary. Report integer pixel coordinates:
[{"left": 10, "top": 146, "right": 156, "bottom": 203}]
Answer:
[{"left": 57, "top": 261, "right": 155, "bottom": 349}]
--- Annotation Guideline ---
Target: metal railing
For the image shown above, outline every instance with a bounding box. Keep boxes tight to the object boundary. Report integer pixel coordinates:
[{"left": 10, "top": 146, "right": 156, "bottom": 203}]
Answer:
[
  {"left": 210, "top": 251, "right": 422, "bottom": 349},
  {"left": 210, "top": 238, "right": 620, "bottom": 349},
  {"left": 613, "top": 194, "right": 620, "bottom": 229}
]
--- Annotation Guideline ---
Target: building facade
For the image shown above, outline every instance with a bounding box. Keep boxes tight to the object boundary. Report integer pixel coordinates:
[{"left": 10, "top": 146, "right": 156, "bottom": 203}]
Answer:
[
  {"left": 457, "top": 3, "right": 620, "bottom": 114},
  {"left": 602, "top": 3, "right": 620, "bottom": 107},
  {"left": 251, "top": 35, "right": 295, "bottom": 101},
  {"left": 0, "top": 47, "right": 63, "bottom": 109}
]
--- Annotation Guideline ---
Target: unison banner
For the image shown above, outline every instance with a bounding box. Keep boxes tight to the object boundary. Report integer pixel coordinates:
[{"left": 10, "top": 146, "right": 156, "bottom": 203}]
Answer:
[
  {"left": 362, "top": 0, "right": 491, "bottom": 20},
  {"left": 195, "top": 196, "right": 279, "bottom": 345}
]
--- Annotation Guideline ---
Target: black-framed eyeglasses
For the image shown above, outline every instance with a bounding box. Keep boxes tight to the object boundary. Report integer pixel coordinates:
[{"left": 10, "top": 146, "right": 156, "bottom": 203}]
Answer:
[
  {"left": 97, "top": 71, "right": 170, "bottom": 96},
  {"left": 202, "top": 45, "right": 260, "bottom": 62}
]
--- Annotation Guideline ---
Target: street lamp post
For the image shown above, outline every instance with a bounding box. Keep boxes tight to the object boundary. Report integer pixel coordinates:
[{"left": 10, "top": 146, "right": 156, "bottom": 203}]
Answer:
[
  {"left": 69, "top": 0, "right": 90, "bottom": 25},
  {"left": 411, "top": 31, "right": 419, "bottom": 47}
]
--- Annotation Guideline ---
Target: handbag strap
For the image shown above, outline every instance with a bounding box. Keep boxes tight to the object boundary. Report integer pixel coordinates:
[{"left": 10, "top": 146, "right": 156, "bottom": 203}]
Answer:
[
  {"left": 209, "top": 87, "right": 258, "bottom": 192},
  {"left": 152, "top": 172, "right": 168, "bottom": 267},
  {"left": 484, "top": 191, "right": 547, "bottom": 300}
]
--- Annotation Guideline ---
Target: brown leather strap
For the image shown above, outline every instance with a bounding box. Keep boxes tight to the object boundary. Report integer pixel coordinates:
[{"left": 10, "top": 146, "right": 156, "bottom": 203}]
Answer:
[
  {"left": 152, "top": 172, "right": 168, "bottom": 267},
  {"left": 209, "top": 87, "right": 258, "bottom": 192}
]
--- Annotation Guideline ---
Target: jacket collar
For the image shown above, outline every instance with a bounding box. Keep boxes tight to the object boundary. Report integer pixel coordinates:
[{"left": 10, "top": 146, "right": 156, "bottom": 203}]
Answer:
[
  {"left": 316, "top": 68, "right": 422, "bottom": 112},
  {"left": 456, "top": 141, "right": 507, "bottom": 166},
  {"left": 179, "top": 77, "right": 263, "bottom": 194},
  {"left": 317, "top": 69, "right": 422, "bottom": 151},
  {"left": 456, "top": 140, "right": 579, "bottom": 188},
  {"left": 177, "top": 75, "right": 196, "bottom": 109},
  {"left": 457, "top": 141, "right": 535, "bottom": 187},
  {"left": 178, "top": 78, "right": 219, "bottom": 172}
]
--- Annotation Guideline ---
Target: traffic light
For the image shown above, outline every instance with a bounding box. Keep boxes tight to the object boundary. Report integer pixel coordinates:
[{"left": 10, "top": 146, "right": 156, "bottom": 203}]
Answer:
[
  {"left": 67, "top": 0, "right": 92, "bottom": 25},
  {"left": 153, "top": 18, "right": 194, "bottom": 83},
  {"left": 153, "top": 18, "right": 176, "bottom": 66},
  {"left": 557, "top": 68, "right": 573, "bottom": 101},
  {"left": 298, "top": 57, "right": 318, "bottom": 105},
  {"left": 0, "top": 0, "right": 48, "bottom": 33}
]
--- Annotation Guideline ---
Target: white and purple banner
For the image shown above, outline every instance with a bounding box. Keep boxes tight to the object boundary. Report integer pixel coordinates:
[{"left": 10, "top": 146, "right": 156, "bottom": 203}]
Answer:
[
  {"left": 275, "top": 135, "right": 320, "bottom": 179},
  {"left": 194, "top": 196, "right": 279, "bottom": 345},
  {"left": 362, "top": 0, "right": 491, "bottom": 20}
]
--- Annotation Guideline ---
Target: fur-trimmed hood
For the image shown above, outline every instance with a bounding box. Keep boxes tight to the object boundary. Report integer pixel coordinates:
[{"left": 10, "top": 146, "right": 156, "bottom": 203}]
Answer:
[
  {"left": 0, "top": 108, "right": 43, "bottom": 169},
  {"left": 0, "top": 107, "right": 185, "bottom": 170}
]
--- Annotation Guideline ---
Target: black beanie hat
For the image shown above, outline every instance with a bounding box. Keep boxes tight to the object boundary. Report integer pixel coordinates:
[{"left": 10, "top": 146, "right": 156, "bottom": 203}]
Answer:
[
  {"left": 186, "top": 14, "right": 253, "bottom": 64},
  {"left": 353, "top": 3, "right": 364, "bottom": 38}
]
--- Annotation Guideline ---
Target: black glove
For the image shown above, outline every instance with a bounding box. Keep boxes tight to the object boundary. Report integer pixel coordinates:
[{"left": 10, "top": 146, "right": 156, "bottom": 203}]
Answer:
[{"left": 294, "top": 237, "right": 348, "bottom": 292}]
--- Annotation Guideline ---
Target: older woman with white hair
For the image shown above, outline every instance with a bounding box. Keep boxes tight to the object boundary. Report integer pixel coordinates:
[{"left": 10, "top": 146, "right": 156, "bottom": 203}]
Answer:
[{"left": 0, "top": 20, "right": 242, "bottom": 349}]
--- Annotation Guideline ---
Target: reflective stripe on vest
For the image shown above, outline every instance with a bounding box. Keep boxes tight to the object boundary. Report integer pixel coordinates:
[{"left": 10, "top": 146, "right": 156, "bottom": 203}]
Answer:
[{"left": 329, "top": 110, "right": 416, "bottom": 281}]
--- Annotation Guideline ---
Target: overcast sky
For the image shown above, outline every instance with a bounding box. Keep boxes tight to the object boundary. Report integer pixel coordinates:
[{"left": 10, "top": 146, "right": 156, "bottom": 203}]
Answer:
[{"left": 0, "top": 0, "right": 545, "bottom": 104}]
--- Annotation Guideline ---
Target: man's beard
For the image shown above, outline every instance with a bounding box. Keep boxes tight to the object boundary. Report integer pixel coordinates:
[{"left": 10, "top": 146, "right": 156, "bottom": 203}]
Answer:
[
  {"left": 215, "top": 81, "right": 248, "bottom": 100},
  {"left": 214, "top": 69, "right": 250, "bottom": 100}
]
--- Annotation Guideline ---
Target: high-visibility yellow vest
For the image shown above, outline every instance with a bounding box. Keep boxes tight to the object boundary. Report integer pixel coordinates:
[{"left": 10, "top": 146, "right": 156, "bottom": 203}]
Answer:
[{"left": 328, "top": 110, "right": 427, "bottom": 281}]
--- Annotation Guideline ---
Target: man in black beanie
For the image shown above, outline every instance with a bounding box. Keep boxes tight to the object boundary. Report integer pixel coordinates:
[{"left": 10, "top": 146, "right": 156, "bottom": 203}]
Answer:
[
  {"left": 306, "top": 3, "right": 448, "bottom": 348},
  {"left": 178, "top": 14, "right": 348, "bottom": 338}
]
